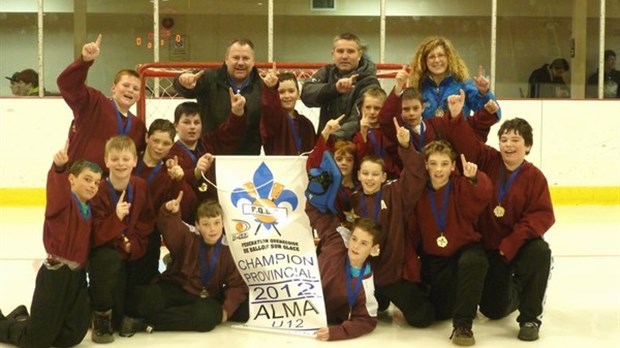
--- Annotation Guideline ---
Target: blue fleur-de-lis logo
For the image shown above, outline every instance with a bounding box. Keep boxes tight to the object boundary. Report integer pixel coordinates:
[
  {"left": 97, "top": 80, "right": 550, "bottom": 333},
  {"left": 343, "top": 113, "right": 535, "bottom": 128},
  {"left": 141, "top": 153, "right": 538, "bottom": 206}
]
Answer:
[{"left": 230, "top": 162, "right": 298, "bottom": 235}]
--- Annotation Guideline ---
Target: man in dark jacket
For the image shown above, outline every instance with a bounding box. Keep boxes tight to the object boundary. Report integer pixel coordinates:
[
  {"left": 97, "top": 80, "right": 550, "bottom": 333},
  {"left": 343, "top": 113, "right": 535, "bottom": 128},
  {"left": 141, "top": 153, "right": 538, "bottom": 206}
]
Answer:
[
  {"left": 173, "top": 38, "right": 263, "bottom": 155},
  {"left": 527, "top": 58, "right": 570, "bottom": 99},
  {"left": 301, "top": 33, "right": 379, "bottom": 140}
]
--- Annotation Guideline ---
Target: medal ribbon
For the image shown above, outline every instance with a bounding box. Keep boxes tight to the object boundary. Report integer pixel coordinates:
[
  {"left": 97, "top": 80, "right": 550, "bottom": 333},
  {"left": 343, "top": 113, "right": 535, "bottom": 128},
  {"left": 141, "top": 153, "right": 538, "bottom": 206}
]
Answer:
[
  {"left": 286, "top": 114, "right": 302, "bottom": 154},
  {"left": 360, "top": 191, "right": 382, "bottom": 222},
  {"left": 498, "top": 164, "right": 523, "bottom": 204},
  {"left": 431, "top": 85, "right": 451, "bottom": 115},
  {"left": 135, "top": 158, "right": 163, "bottom": 184},
  {"left": 345, "top": 256, "right": 369, "bottom": 314},
  {"left": 177, "top": 141, "right": 197, "bottom": 165},
  {"left": 367, "top": 130, "right": 385, "bottom": 158},
  {"left": 112, "top": 100, "right": 133, "bottom": 135},
  {"left": 199, "top": 236, "right": 223, "bottom": 289},
  {"left": 227, "top": 75, "right": 250, "bottom": 94},
  {"left": 427, "top": 180, "right": 451, "bottom": 233}
]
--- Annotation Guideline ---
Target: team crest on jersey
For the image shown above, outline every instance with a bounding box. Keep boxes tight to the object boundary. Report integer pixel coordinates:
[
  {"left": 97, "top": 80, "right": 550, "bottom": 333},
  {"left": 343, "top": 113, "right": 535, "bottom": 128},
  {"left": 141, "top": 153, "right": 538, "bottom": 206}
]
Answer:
[{"left": 230, "top": 162, "right": 298, "bottom": 236}]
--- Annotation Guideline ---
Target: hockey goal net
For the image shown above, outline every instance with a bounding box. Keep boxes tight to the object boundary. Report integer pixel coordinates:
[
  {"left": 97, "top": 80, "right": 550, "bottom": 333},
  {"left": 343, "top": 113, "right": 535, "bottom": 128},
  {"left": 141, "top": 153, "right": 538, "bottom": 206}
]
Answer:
[{"left": 136, "top": 62, "right": 402, "bottom": 128}]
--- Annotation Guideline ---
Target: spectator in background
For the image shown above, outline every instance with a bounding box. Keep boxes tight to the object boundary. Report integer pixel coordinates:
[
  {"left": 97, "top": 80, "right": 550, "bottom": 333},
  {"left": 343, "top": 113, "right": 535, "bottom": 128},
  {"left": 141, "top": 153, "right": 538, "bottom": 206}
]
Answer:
[
  {"left": 587, "top": 49, "right": 620, "bottom": 99},
  {"left": 5, "top": 72, "right": 24, "bottom": 96},
  {"left": 528, "top": 58, "right": 570, "bottom": 98}
]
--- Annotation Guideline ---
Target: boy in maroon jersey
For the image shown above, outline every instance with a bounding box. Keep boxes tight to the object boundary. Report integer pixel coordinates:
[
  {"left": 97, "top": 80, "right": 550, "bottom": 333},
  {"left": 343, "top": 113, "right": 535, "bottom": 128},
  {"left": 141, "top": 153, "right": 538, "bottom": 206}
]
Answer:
[
  {"left": 0, "top": 142, "right": 102, "bottom": 347},
  {"left": 445, "top": 90, "right": 555, "bottom": 342},
  {"left": 410, "top": 140, "right": 492, "bottom": 345},
  {"left": 119, "top": 195, "right": 248, "bottom": 336},
  {"left": 57, "top": 34, "right": 145, "bottom": 172},
  {"left": 260, "top": 64, "right": 316, "bottom": 155},
  {"left": 88, "top": 136, "right": 155, "bottom": 343},
  {"left": 349, "top": 118, "right": 434, "bottom": 328}
]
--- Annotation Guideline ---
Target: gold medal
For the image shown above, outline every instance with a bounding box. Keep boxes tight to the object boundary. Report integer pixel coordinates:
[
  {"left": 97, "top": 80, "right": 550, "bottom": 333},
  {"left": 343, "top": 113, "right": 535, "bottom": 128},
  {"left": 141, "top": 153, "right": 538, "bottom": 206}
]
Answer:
[
  {"left": 436, "top": 234, "right": 448, "bottom": 248},
  {"left": 493, "top": 205, "right": 505, "bottom": 218},
  {"left": 435, "top": 107, "right": 444, "bottom": 117},
  {"left": 200, "top": 288, "right": 208, "bottom": 298},
  {"left": 198, "top": 182, "right": 208, "bottom": 192}
]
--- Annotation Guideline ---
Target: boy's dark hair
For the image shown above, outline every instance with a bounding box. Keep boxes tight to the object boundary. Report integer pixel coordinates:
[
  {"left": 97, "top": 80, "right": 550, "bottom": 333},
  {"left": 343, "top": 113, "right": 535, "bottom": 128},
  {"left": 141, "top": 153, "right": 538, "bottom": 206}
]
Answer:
[
  {"left": 422, "top": 139, "right": 456, "bottom": 162},
  {"left": 401, "top": 87, "right": 424, "bottom": 102},
  {"left": 227, "top": 38, "right": 255, "bottom": 50},
  {"left": 69, "top": 160, "right": 102, "bottom": 176},
  {"left": 352, "top": 218, "right": 384, "bottom": 246},
  {"left": 104, "top": 135, "right": 137, "bottom": 159},
  {"left": 277, "top": 72, "right": 299, "bottom": 93},
  {"left": 333, "top": 32, "right": 362, "bottom": 50},
  {"left": 148, "top": 118, "right": 176, "bottom": 140},
  {"left": 360, "top": 155, "right": 385, "bottom": 172},
  {"left": 113, "top": 69, "right": 140, "bottom": 84},
  {"left": 174, "top": 101, "right": 202, "bottom": 124},
  {"left": 498, "top": 118, "right": 533, "bottom": 154},
  {"left": 196, "top": 200, "right": 223, "bottom": 221}
]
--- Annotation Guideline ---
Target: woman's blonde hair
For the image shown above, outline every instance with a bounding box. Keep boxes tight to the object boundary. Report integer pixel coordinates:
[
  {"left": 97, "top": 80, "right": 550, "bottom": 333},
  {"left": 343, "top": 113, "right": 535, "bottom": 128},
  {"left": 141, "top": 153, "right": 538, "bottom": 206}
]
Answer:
[{"left": 407, "top": 36, "right": 470, "bottom": 90}]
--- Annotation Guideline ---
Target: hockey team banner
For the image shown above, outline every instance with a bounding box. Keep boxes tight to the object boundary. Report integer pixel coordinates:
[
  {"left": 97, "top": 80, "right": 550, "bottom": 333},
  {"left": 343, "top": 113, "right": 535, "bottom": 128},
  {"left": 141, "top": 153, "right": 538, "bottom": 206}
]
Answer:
[{"left": 215, "top": 156, "right": 327, "bottom": 335}]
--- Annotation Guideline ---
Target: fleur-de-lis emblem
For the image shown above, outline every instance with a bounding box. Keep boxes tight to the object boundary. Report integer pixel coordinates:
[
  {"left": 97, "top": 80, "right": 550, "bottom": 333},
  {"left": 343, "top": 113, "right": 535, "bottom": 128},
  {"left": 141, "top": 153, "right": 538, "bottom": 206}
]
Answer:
[{"left": 230, "top": 162, "right": 298, "bottom": 235}]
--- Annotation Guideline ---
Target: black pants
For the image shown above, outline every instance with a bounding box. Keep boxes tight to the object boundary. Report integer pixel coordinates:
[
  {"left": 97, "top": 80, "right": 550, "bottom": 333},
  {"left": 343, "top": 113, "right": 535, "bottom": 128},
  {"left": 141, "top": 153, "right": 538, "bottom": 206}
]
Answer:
[
  {"left": 0, "top": 265, "right": 90, "bottom": 348},
  {"left": 422, "top": 244, "right": 488, "bottom": 328},
  {"left": 88, "top": 247, "right": 127, "bottom": 329},
  {"left": 126, "top": 229, "right": 161, "bottom": 290},
  {"left": 375, "top": 280, "right": 435, "bottom": 327},
  {"left": 126, "top": 281, "right": 249, "bottom": 332},
  {"left": 479, "top": 239, "right": 552, "bottom": 326}
]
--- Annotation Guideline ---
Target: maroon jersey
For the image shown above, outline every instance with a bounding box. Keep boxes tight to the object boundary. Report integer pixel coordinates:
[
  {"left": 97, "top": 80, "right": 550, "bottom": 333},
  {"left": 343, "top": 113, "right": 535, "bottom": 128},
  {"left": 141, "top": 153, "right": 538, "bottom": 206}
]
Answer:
[
  {"left": 156, "top": 207, "right": 248, "bottom": 316},
  {"left": 57, "top": 58, "right": 146, "bottom": 171},
  {"left": 411, "top": 174, "right": 493, "bottom": 257},
  {"left": 43, "top": 165, "right": 93, "bottom": 267},
  {"left": 260, "top": 84, "right": 316, "bottom": 155},
  {"left": 306, "top": 203, "right": 377, "bottom": 341},
  {"left": 446, "top": 116, "right": 555, "bottom": 262},
  {"left": 133, "top": 158, "right": 189, "bottom": 214},
  {"left": 349, "top": 146, "right": 426, "bottom": 288},
  {"left": 91, "top": 176, "right": 155, "bottom": 260}
]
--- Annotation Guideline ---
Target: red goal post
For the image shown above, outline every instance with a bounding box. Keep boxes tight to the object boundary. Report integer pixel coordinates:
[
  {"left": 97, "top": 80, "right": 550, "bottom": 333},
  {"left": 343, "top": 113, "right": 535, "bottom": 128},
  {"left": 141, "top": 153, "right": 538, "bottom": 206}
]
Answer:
[{"left": 136, "top": 61, "right": 403, "bottom": 127}]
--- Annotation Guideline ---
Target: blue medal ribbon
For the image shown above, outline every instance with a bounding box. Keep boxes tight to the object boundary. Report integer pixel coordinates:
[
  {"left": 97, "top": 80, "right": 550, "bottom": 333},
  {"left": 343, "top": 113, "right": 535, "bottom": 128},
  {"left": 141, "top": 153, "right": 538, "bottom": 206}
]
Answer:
[
  {"left": 199, "top": 236, "right": 223, "bottom": 289},
  {"left": 286, "top": 113, "right": 302, "bottom": 154},
  {"left": 431, "top": 84, "right": 451, "bottom": 115},
  {"left": 177, "top": 141, "right": 197, "bottom": 165},
  {"left": 345, "top": 255, "right": 369, "bottom": 316},
  {"left": 360, "top": 191, "right": 382, "bottom": 222},
  {"left": 112, "top": 100, "right": 133, "bottom": 135},
  {"left": 227, "top": 75, "right": 250, "bottom": 94},
  {"left": 498, "top": 164, "right": 523, "bottom": 204},
  {"left": 367, "top": 129, "right": 385, "bottom": 158},
  {"left": 135, "top": 158, "right": 163, "bottom": 185},
  {"left": 427, "top": 180, "right": 451, "bottom": 233}
]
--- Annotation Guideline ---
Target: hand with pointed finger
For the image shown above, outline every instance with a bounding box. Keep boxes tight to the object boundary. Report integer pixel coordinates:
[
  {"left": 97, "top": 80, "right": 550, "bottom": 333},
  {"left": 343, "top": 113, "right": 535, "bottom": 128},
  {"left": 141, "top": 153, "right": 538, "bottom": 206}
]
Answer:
[
  {"left": 178, "top": 70, "right": 205, "bottom": 90},
  {"left": 82, "top": 34, "right": 102, "bottom": 62},
  {"left": 321, "top": 114, "right": 345, "bottom": 140},
  {"left": 335, "top": 74, "right": 358, "bottom": 94},
  {"left": 461, "top": 153, "right": 478, "bottom": 180},
  {"left": 115, "top": 190, "right": 131, "bottom": 221},
  {"left": 473, "top": 65, "right": 490, "bottom": 95},
  {"left": 164, "top": 190, "right": 184, "bottom": 214},
  {"left": 194, "top": 153, "right": 215, "bottom": 179},
  {"left": 447, "top": 89, "right": 465, "bottom": 118},
  {"left": 229, "top": 87, "right": 246, "bottom": 116},
  {"left": 53, "top": 139, "right": 70, "bottom": 167},
  {"left": 484, "top": 99, "right": 499, "bottom": 114},
  {"left": 261, "top": 62, "right": 279, "bottom": 88},
  {"left": 166, "top": 156, "right": 184, "bottom": 181},
  {"left": 394, "top": 65, "right": 411, "bottom": 95},
  {"left": 394, "top": 117, "right": 411, "bottom": 148}
]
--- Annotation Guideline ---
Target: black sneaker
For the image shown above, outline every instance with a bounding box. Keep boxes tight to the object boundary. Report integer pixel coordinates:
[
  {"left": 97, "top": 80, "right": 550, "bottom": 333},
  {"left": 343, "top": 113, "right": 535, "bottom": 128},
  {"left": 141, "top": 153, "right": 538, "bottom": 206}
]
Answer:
[
  {"left": 91, "top": 310, "right": 114, "bottom": 344},
  {"left": 7, "top": 305, "right": 29, "bottom": 322},
  {"left": 450, "top": 326, "right": 475, "bottom": 346},
  {"left": 119, "top": 316, "right": 153, "bottom": 337},
  {"left": 518, "top": 322, "right": 540, "bottom": 341}
]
